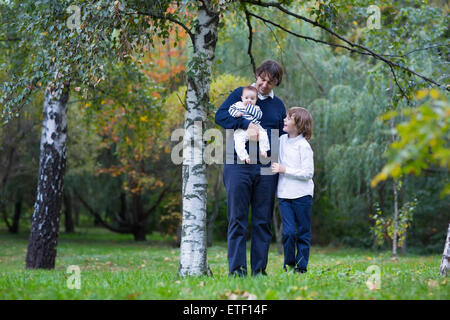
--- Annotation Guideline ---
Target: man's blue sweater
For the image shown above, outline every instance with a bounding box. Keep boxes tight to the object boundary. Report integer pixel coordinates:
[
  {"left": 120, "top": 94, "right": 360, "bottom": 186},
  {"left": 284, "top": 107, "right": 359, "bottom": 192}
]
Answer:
[{"left": 214, "top": 87, "right": 287, "bottom": 163}]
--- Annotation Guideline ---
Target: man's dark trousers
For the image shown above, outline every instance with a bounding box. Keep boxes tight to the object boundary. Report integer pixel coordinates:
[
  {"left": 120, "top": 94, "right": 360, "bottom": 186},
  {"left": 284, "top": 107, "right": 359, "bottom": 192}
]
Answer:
[{"left": 223, "top": 163, "right": 278, "bottom": 276}]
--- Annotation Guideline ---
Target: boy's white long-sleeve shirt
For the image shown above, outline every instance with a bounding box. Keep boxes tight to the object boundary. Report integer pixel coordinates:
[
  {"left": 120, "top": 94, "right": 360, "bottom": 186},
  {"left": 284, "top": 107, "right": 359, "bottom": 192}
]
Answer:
[{"left": 277, "top": 133, "right": 314, "bottom": 199}]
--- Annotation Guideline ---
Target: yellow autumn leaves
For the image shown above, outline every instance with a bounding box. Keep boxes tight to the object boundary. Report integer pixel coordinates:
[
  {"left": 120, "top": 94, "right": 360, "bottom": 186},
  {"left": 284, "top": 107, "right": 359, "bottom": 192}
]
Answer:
[{"left": 371, "top": 88, "right": 449, "bottom": 195}]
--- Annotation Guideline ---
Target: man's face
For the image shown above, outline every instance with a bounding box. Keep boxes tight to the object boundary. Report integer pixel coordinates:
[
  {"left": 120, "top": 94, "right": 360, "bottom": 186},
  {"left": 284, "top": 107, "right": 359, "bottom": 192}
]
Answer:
[
  {"left": 242, "top": 89, "right": 258, "bottom": 106},
  {"left": 255, "top": 73, "right": 277, "bottom": 96}
]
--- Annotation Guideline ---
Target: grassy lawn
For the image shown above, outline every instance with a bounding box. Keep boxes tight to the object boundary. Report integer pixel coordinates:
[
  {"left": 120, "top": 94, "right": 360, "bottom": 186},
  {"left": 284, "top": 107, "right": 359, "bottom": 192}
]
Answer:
[{"left": 0, "top": 227, "right": 447, "bottom": 300}]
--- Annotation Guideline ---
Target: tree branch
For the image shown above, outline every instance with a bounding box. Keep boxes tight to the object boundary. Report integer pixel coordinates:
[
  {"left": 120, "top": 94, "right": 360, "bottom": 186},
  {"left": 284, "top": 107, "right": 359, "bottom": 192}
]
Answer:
[
  {"left": 381, "top": 44, "right": 449, "bottom": 58},
  {"left": 129, "top": 10, "right": 195, "bottom": 45},
  {"left": 241, "top": 0, "right": 449, "bottom": 92},
  {"left": 142, "top": 187, "right": 169, "bottom": 222},
  {"left": 247, "top": 11, "right": 369, "bottom": 55},
  {"left": 73, "top": 190, "right": 131, "bottom": 234},
  {"left": 1, "top": 203, "right": 12, "bottom": 230},
  {"left": 387, "top": 63, "right": 409, "bottom": 103},
  {"left": 296, "top": 51, "right": 325, "bottom": 94},
  {"left": 244, "top": 10, "right": 256, "bottom": 75}
]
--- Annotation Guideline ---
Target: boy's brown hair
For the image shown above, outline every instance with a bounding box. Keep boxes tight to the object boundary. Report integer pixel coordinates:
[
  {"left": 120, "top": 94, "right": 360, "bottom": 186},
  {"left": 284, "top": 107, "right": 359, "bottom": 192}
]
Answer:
[{"left": 287, "top": 107, "right": 313, "bottom": 141}]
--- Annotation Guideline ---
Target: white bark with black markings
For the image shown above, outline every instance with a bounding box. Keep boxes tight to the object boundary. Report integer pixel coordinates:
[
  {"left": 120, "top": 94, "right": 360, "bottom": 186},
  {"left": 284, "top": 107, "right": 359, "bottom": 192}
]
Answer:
[
  {"left": 439, "top": 223, "right": 450, "bottom": 276},
  {"left": 178, "top": 2, "right": 218, "bottom": 277},
  {"left": 26, "top": 84, "right": 69, "bottom": 269}
]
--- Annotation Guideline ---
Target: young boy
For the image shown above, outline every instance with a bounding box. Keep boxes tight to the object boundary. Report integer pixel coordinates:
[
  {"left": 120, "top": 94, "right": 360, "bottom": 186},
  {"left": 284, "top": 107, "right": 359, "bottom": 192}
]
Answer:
[
  {"left": 228, "top": 85, "right": 270, "bottom": 164},
  {"left": 271, "top": 107, "right": 314, "bottom": 273}
]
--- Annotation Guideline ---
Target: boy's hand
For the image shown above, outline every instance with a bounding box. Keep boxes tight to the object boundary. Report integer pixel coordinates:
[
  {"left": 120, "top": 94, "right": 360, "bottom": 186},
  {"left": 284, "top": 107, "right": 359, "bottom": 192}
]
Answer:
[
  {"left": 271, "top": 162, "right": 286, "bottom": 174},
  {"left": 235, "top": 111, "right": 243, "bottom": 117}
]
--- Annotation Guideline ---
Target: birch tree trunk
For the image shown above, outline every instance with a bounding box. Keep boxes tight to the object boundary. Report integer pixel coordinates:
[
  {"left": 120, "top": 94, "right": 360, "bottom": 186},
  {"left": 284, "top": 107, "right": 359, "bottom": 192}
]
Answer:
[
  {"left": 178, "top": 1, "right": 218, "bottom": 277},
  {"left": 388, "top": 80, "right": 399, "bottom": 259},
  {"left": 439, "top": 223, "right": 450, "bottom": 276},
  {"left": 26, "top": 83, "right": 69, "bottom": 269}
]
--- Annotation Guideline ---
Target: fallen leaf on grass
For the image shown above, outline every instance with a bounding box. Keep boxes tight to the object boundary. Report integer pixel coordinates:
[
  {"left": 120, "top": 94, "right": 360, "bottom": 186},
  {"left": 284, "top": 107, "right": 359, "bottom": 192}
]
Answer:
[
  {"left": 219, "top": 289, "right": 257, "bottom": 300},
  {"left": 427, "top": 280, "right": 438, "bottom": 289},
  {"left": 126, "top": 292, "right": 141, "bottom": 300},
  {"left": 367, "top": 282, "right": 378, "bottom": 291}
]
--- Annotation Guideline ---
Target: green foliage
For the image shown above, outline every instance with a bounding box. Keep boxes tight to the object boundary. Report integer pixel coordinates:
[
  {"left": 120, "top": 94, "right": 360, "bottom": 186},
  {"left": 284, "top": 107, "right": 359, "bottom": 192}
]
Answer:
[
  {"left": 164, "top": 73, "right": 251, "bottom": 125},
  {"left": 372, "top": 89, "right": 450, "bottom": 196},
  {"left": 371, "top": 197, "right": 417, "bottom": 247},
  {"left": 0, "top": 0, "right": 173, "bottom": 122}
]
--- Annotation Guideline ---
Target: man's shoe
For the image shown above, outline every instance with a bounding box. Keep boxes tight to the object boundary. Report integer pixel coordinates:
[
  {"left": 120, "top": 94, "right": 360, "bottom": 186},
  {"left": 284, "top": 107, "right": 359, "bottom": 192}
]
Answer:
[
  {"left": 283, "top": 265, "right": 296, "bottom": 273},
  {"left": 252, "top": 269, "right": 267, "bottom": 277},
  {"left": 229, "top": 272, "right": 247, "bottom": 278}
]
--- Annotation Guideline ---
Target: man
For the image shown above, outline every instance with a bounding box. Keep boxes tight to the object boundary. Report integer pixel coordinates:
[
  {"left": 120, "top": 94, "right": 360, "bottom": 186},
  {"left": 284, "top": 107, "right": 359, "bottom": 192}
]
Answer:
[{"left": 214, "top": 60, "right": 287, "bottom": 276}]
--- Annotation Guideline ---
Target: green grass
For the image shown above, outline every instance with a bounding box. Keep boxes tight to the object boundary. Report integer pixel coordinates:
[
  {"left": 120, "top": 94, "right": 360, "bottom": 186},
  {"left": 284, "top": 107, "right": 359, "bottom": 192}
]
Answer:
[{"left": 0, "top": 227, "right": 448, "bottom": 300}]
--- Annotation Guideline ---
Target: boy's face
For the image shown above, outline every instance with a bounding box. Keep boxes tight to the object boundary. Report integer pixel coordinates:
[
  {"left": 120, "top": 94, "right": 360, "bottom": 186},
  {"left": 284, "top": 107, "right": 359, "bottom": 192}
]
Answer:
[
  {"left": 242, "top": 89, "right": 257, "bottom": 106},
  {"left": 283, "top": 114, "right": 298, "bottom": 135}
]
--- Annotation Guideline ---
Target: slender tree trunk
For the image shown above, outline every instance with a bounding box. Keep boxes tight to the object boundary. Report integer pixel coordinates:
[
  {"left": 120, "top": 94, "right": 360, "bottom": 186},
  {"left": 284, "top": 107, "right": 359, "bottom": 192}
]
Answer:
[
  {"left": 178, "top": 1, "right": 218, "bottom": 277},
  {"left": 392, "top": 178, "right": 399, "bottom": 259},
  {"left": 391, "top": 117, "right": 399, "bottom": 259},
  {"left": 63, "top": 191, "right": 74, "bottom": 233},
  {"left": 439, "top": 223, "right": 450, "bottom": 276},
  {"left": 131, "top": 192, "right": 146, "bottom": 241},
  {"left": 400, "top": 187, "right": 407, "bottom": 255},
  {"left": 1, "top": 202, "right": 11, "bottom": 231},
  {"left": 388, "top": 80, "right": 399, "bottom": 259},
  {"left": 25, "top": 83, "right": 69, "bottom": 269},
  {"left": 10, "top": 195, "right": 22, "bottom": 234},
  {"left": 120, "top": 191, "right": 127, "bottom": 222},
  {"left": 73, "top": 196, "right": 80, "bottom": 227}
]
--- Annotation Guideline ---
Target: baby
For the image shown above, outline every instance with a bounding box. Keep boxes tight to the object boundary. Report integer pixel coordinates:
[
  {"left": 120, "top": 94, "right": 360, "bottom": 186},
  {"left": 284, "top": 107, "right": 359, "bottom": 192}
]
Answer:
[{"left": 228, "top": 85, "right": 270, "bottom": 164}]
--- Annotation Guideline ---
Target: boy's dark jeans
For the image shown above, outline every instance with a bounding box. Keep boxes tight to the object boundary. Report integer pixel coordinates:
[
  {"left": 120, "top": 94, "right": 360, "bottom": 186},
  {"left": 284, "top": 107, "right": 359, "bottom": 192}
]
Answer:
[{"left": 279, "top": 196, "right": 312, "bottom": 272}]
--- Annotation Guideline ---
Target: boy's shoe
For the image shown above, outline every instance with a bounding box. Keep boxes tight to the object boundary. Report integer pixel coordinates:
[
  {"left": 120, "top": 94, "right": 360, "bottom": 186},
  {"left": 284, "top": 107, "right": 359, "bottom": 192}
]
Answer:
[{"left": 294, "top": 268, "right": 307, "bottom": 274}]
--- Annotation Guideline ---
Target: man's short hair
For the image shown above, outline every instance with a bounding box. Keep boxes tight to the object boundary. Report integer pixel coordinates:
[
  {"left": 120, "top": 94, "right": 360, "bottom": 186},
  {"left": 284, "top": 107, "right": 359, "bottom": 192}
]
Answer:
[{"left": 255, "top": 60, "right": 284, "bottom": 86}]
